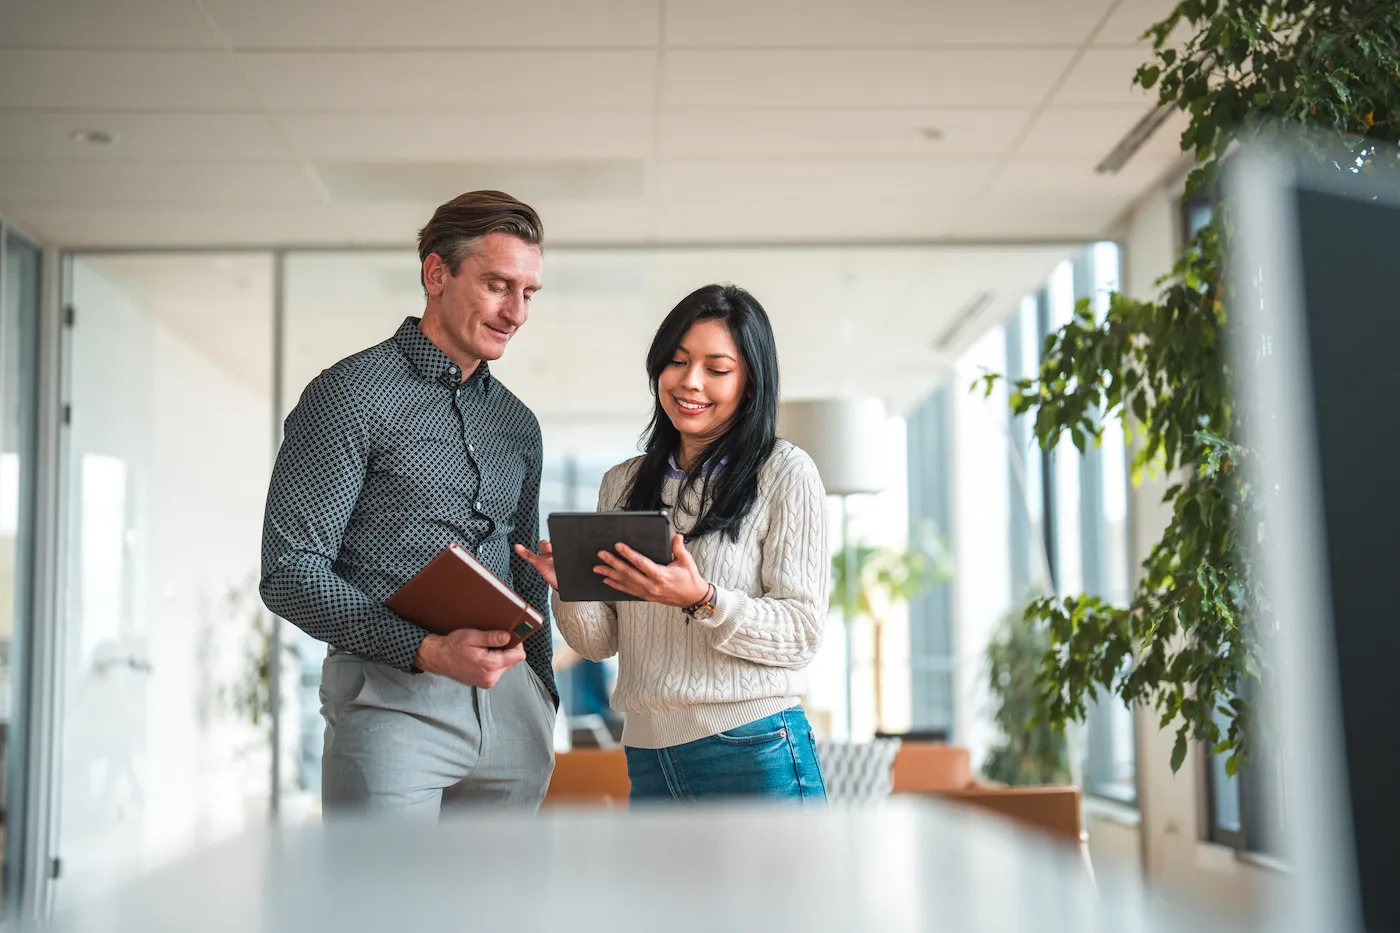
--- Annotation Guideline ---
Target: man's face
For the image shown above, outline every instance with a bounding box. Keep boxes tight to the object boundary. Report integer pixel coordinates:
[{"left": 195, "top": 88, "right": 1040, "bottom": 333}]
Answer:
[{"left": 422, "top": 232, "right": 542, "bottom": 363}]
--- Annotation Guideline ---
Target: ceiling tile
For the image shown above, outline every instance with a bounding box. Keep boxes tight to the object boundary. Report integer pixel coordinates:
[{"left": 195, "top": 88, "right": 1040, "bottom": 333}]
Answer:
[
  {"left": 277, "top": 110, "right": 653, "bottom": 160},
  {"left": 660, "top": 108, "right": 1031, "bottom": 157},
  {"left": 652, "top": 191, "right": 965, "bottom": 242},
  {"left": 239, "top": 51, "right": 658, "bottom": 111},
  {"left": 1051, "top": 49, "right": 1158, "bottom": 106},
  {"left": 952, "top": 190, "right": 1128, "bottom": 239},
  {"left": 9, "top": 204, "right": 346, "bottom": 248},
  {"left": 658, "top": 158, "right": 997, "bottom": 203},
  {"left": 664, "top": 0, "right": 1116, "bottom": 47},
  {"left": 0, "top": 159, "right": 322, "bottom": 205},
  {"left": 1093, "top": 0, "right": 1192, "bottom": 46},
  {"left": 663, "top": 49, "right": 1077, "bottom": 108},
  {"left": 332, "top": 198, "right": 653, "bottom": 246},
  {"left": 1016, "top": 105, "right": 1157, "bottom": 156},
  {"left": 0, "top": 0, "right": 219, "bottom": 49},
  {"left": 202, "top": 0, "right": 660, "bottom": 48},
  {"left": 0, "top": 51, "right": 257, "bottom": 109},
  {"left": 989, "top": 153, "right": 1165, "bottom": 198},
  {"left": 0, "top": 111, "right": 289, "bottom": 160},
  {"left": 312, "top": 159, "right": 645, "bottom": 203}
]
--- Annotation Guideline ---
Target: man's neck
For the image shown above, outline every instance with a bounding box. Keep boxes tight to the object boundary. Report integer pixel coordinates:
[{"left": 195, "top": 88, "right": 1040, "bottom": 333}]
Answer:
[{"left": 417, "top": 313, "right": 481, "bottom": 383}]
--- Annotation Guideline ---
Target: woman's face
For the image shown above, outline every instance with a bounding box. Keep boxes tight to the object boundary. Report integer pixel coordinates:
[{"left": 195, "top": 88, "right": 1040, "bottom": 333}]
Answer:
[{"left": 657, "top": 318, "right": 748, "bottom": 448}]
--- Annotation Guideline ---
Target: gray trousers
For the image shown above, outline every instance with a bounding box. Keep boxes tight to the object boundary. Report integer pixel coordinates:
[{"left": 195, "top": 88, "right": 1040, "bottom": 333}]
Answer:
[{"left": 319, "top": 653, "right": 556, "bottom": 817}]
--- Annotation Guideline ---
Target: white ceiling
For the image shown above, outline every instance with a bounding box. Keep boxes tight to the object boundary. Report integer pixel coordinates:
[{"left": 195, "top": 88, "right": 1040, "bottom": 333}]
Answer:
[{"left": 0, "top": 0, "right": 1190, "bottom": 248}]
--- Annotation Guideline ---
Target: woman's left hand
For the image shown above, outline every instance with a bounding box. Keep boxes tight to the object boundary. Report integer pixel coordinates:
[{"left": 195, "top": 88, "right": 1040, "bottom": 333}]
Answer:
[{"left": 595, "top": 534, "right": 710, "bottom": 609}]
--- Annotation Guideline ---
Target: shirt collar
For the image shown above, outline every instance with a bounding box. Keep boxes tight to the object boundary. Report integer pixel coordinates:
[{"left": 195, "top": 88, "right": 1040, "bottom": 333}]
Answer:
[
  {"left": 393, "top": 316, "right": 491, "bottom": 390},
  {"left": 666, "top": 453, "right": 726, "bottom": 480}
]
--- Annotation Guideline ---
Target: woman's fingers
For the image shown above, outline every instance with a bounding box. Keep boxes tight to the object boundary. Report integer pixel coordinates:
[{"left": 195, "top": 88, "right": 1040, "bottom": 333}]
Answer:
[{"left": 613, "top": 542, "right": 661, "bottom": 575}]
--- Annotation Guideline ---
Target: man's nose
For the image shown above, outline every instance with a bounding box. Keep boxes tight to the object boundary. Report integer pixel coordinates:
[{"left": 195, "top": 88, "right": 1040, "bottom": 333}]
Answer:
[{"left": 501, "top": 293, "right": 528, "bottom": 325}]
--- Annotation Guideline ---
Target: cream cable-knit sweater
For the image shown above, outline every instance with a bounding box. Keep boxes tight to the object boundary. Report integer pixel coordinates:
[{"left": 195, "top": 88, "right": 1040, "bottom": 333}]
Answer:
[{"left": 551, "top": 440, "right": 830, "bottom": 748}]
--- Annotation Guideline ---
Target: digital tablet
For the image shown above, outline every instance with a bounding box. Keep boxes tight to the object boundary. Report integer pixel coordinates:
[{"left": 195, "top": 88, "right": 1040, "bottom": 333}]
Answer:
[{"left": 546, "top": 510, "right": 674, "bottom": 603}]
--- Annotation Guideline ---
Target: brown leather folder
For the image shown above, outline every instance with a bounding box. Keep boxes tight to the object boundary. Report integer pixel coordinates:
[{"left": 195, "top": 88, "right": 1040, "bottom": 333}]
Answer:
[{"left": 385, "top": 542, "right": 544, "bottom": 648}]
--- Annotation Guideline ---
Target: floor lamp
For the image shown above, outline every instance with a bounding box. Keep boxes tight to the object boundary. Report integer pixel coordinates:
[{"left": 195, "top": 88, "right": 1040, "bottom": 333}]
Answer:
[{"left": 779, "top": 398, "right": 887, "bottom": 740}]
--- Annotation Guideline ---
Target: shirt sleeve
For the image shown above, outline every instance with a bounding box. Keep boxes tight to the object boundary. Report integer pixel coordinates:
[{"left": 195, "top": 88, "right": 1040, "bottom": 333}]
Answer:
[
  {"left": 258, "top": 372, "right": 431, "bottom": 671},
  {"left": 507, "top": 418, "right": 551, "bottom": 630},
  {"left": 694, "top": 449, "right": 830, "bottom": 670},
  {"left": 549, "top": 467, "right": 623, "bottom": 662}
]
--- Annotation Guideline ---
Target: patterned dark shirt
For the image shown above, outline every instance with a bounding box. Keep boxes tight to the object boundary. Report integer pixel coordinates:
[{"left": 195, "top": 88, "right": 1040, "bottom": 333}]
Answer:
[{"left": 259, "top": 316, "right": 555, "bottom": 701}]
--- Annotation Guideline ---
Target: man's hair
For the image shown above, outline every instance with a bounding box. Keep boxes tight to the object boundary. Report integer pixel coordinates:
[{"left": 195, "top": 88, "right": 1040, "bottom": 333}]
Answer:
[{"left": 416, "top": 190, "right": 543, "bottom": 291}]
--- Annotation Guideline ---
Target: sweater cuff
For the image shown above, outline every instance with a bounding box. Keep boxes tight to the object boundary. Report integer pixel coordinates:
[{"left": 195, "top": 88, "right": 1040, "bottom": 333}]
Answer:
[{"left": 695, "top": 585, "right": 745, "bottom": 638}]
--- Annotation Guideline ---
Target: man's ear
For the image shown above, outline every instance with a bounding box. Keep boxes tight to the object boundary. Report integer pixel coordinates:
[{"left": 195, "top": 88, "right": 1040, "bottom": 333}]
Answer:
[{"left": 422, "top": 252, "right": 448, "bottom": 296}]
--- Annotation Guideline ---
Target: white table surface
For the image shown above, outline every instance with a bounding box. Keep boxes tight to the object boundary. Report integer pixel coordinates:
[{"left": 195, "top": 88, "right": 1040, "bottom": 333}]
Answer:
[{"left": 41, "top": 798, "right": 1258, "bottom": 933}]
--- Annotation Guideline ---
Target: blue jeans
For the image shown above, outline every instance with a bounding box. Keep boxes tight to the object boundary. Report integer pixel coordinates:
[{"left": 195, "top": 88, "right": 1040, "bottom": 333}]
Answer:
[{"left": 625, "top": 706, "right": 827, "bottom": 806}]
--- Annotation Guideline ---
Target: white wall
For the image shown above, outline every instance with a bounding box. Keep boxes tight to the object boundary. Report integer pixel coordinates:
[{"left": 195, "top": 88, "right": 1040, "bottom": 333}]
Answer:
[{"left": 949, "top": 326, "right": 1015, "bottom": 770}]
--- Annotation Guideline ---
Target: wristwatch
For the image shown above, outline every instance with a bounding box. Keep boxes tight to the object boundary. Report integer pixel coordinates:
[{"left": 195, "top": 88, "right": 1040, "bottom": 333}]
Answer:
[{"left": 683, "top": 582, "right": 717, "bottom": 623}]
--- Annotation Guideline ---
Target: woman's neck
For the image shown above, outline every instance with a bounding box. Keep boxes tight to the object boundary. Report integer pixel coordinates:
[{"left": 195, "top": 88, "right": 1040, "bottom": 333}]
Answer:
[{"left": 676, "top": 437, "right": 707, "bottom": 471}]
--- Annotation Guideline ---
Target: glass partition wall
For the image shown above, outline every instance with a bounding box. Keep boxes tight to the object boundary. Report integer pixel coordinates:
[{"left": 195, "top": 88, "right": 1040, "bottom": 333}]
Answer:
[{"left": 1, "top": 224, "right": 43, "bottom": 914}]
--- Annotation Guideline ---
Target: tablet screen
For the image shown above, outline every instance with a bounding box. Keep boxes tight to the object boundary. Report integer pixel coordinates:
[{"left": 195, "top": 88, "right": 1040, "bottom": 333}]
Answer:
[{"left": 546, "top": 511, "right": 674, "bottom": 603}]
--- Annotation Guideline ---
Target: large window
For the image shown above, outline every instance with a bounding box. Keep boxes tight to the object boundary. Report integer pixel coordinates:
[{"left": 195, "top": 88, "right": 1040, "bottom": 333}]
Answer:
[
  {"left": 907, "top": 244, "right": 1137, "bottom": 802},
  {"left": 1040, "top": 247, "right": 1136, "bottom": 804}
]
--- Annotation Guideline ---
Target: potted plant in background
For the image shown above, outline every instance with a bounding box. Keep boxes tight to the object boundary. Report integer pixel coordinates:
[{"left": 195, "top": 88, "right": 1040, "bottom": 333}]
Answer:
[
  {"left": 216, "top": 575, "right": 299, "bottom": 800},
  {"left": 982, "top": 609, "right": 1072, "bottom": 786},
  {"left": 830, "top": 525, "right": 949, "bottom": 732}
]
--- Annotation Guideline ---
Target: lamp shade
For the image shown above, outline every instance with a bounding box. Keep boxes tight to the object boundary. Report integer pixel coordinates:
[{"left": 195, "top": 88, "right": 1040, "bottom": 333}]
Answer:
[{"left": 779, "top": 398, "right": 887, "bottom": 496}]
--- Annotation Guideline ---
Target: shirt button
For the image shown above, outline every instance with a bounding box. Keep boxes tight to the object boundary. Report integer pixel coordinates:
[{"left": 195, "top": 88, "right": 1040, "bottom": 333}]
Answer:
[
  {"left": 447, "top": 365, "right": 458, "bottom": 375},
  {"left": 468, "top": 443, "right": 475, "bottom": 453},
  {"left": 475, "top": 500, "right": 483, "bottom": 510}
]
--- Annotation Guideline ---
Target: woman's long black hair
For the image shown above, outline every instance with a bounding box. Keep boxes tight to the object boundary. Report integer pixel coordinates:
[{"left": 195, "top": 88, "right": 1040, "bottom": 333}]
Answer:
[{"left": 622, "top": 283, "right": 780, "bottom": 542}]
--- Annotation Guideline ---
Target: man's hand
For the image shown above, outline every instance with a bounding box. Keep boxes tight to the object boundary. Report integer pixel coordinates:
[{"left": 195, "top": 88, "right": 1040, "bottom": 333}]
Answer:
[{"left": 413, "top": 629, "right": 526, "bottom": 688}]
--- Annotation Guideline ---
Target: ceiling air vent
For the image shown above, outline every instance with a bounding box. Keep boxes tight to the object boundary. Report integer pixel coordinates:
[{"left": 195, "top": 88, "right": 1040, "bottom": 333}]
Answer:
[{"left": 933, "top": 290, "right": 995, "bottom": 351}]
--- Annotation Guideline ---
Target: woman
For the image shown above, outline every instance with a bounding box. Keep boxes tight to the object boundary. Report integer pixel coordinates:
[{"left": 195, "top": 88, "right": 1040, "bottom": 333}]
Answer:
[{"left": 516, "top": 283, "right": 830, "bottom": 805}]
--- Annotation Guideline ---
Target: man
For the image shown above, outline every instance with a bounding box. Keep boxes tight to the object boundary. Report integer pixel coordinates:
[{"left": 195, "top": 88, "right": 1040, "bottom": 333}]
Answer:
[{"left": 260, "top": 190, "right": 555, "bottom": 815}]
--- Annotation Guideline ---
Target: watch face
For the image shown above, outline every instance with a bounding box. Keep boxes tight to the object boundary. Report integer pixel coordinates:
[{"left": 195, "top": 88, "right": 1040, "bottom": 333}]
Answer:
[{"left": 691, "top": 606, "right": 715, "bottom": 622}]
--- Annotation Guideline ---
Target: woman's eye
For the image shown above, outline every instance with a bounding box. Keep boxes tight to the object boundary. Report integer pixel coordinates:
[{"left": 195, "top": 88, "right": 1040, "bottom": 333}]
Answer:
[
  {"left": 708, "top": 369, "right": 731, "bottom": 377},
  {"left": 669, "top": 359, "right": 685, "bottom": 367}
]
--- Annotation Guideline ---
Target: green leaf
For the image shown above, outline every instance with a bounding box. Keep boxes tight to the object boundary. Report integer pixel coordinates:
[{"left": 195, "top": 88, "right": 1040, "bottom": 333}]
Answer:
[{"left": 1170, "top": 732, "right": 1189, "bottom": 773}]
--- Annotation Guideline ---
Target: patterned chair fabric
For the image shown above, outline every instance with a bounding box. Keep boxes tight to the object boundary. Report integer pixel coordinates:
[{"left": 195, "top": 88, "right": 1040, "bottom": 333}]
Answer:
[{"left": 815, "top": 738, "right": 903, "bottom": 805}]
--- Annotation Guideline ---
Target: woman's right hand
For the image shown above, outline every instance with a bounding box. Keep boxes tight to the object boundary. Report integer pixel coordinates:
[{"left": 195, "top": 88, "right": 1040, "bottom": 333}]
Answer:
[{"left": 514, "top": 539, "right": 559, "bottom": 591}]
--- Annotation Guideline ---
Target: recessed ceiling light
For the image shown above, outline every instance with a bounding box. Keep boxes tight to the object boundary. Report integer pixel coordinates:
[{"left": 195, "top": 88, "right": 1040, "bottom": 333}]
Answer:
[
  {"left": 918, "top": 126, "right": 945, "bottom": 141},
  {"left": 70, "top": 129, "right": 118, "bottom": 146}
]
